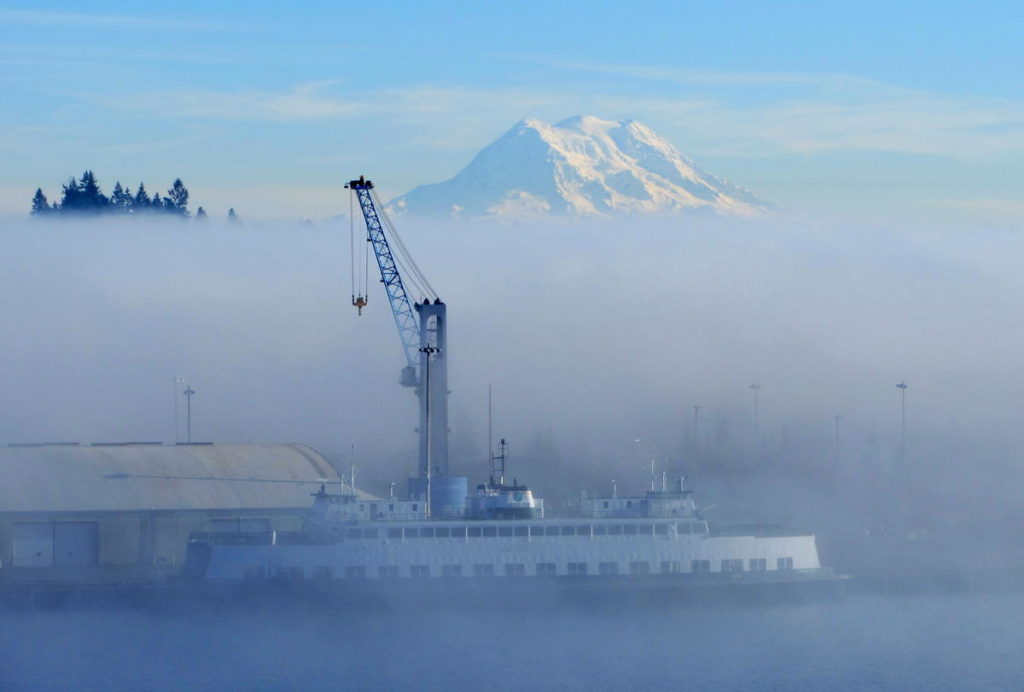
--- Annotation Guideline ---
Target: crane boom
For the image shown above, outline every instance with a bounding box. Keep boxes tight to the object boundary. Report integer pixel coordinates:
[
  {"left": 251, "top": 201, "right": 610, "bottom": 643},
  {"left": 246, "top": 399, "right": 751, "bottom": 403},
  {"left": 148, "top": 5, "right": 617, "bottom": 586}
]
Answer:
[{"left": 345, "top": 176, "right": 420, "bottom": 379}]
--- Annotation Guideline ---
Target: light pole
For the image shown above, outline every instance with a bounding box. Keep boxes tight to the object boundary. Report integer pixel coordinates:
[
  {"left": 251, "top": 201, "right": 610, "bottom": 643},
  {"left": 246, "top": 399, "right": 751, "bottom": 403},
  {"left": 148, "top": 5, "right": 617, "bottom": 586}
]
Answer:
[
  {"left": 896, "top": 381, "right": 908, "bottom": 459},
  {"left": 750, "top": 383, "right": 761, "bottom": 461},
  {"left": 183, "top": 385, "right": 195, "bottom": 443},
  {"left": 693, "top": 405, "right": 701, "bottom": 455},
  {"left": 834, "top": 414, "right": 841, "bottom": 464},
  {"left": 420, "top": 345, "right": 439, "bottom": 518}
]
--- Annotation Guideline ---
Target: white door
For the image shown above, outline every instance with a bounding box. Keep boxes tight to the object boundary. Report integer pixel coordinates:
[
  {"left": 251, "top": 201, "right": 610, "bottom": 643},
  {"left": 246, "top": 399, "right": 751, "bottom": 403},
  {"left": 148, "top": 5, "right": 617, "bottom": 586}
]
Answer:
[
  {"left": 13, "top": 522, "right": 54, "bottom": 567},
  {"left": 53, "top": 521, "right": 99, "bottom": 567}
]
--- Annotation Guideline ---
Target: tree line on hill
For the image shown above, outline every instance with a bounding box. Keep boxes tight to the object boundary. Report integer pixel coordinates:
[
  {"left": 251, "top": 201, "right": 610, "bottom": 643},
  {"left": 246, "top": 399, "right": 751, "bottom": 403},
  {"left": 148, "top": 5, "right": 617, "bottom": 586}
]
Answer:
[{"left": 30, "top": 171, "right": 240, "bottom": 222}]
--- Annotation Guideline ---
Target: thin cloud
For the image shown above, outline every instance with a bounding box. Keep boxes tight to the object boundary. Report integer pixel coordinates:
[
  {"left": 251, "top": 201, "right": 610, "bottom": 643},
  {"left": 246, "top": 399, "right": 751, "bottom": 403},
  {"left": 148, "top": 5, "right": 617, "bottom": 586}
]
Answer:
[
  {"left": 498, "top": 53, "right": 907, "bottom": 94},
  {"left": 104, "top": 74, "right": 1024, "bottom": 160},
  {"left": 0, "top": 9, "right": 207, "bottom": 30},
  {"left": 119, "top": 81, "right": 366, "bottom": 121}
]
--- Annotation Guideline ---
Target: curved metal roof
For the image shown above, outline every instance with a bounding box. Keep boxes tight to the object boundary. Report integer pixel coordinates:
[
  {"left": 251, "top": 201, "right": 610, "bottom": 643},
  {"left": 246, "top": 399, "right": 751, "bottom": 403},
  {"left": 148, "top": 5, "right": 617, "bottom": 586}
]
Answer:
[{"left": 0, "top": 443, "right": 367, "bottom": 514}]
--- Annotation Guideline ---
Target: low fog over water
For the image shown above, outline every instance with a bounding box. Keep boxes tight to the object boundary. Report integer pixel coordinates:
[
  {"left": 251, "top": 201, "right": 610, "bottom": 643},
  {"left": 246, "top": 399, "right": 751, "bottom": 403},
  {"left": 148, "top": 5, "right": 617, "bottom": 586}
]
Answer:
[
  {"left": 2, "top": 212, "right": 1024, "bottom": 688},
  {"left": 2, "top": 215, "right": 1022, "bottom": 527}
]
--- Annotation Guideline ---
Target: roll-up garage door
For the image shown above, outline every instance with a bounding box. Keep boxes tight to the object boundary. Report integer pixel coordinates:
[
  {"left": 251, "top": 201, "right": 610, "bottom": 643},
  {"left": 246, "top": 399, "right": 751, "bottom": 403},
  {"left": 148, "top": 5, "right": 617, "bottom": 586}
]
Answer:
[{"left": 13, "top": 522, "right": 54, "bottom": 567}]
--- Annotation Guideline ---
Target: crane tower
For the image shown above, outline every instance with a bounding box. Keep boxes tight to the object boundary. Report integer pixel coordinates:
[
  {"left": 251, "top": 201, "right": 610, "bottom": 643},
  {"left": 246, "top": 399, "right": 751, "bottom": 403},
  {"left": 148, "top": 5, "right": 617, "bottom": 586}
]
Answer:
[{"left": 346, "top": 176, "right": 463, "bottom": 516}]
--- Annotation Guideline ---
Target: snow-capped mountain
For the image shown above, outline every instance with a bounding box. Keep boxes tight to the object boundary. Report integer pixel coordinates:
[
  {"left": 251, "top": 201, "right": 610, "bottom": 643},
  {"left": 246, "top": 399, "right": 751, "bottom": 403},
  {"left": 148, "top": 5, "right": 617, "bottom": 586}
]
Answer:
[{"left": 387, "top": 116, "right": 770, "bottom": 218}]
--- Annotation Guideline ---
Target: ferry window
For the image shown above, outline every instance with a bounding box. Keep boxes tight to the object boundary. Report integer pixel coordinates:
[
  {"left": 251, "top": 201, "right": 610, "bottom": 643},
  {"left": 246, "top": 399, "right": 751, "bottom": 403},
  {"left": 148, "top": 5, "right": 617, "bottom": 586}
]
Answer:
[
  {"left": 435, "top": 527, "right": 450, "bottom": 538},
  {"left": 623, "top": 524, "right": 638, "bottom": 536},
  {"left": 529, "top": 526, "right": 543, "bottom": 537},
  {"left": 442, "top": 564, "right": 462, "bottom": 577},
  {"left": 378, "top": 565, "right": 399, "bottom": 579},
  {"left": 578, "top": 525, "right": 592, "bottom": 537},
  {"left": 498, "top": 527, "right": 513, "bottom": 537},
  {"left": 544, "top": 526, "right": 560, "bottom": 536},
  {"left": 410, "top": 565, "right": 430, "bottom": 578},
  {"left": 639, "top": 525, "right": 653, "bottom": 535},
  {"left": 345, "top": 566, "right": 367, "bottom": 579},
  {"left": 514, "top": 526, "right": 529, "bottom": 537},
  {"left": 626, "top": 500, "right": 632, "bottom": 508},
  {"left": 313, "top": 566, "right": 333, "bottom": 580},
  {"left": 450, "top": 527, "right": 466, "bottom": 539},
  {"left": 593, "top": 525, "right": 607, "bottom": 536},
  {"left": 473, "top": 564, "right": 495, "bottom": 577},
  {"left": 629, "top": 561, "right": 650, "bottom": 575},
  {"left": 412, "top": 503, "right": 418, "bottom": 511},
  {"left": 388, "top": 504, "right": 394, "bottom": 511},
  {"left": 404, "top": 528, "right": 418, "bottom": 539},
  {"left": 777, "top": 557, "right": 794, "bottom": 571},
  {"left": 602, "top": 501, "right": 609, "bottom": 509},
  {"left": 677, "top": 522, "right": 691, "bottom": 534},
  {"left": 654, "top": 524, "right": 668, "bottom": 535},
  {"left": 568, "top": 562, "right": 588, "bottom": 576},
  {"left": 420, "top": 527, "right": 435, "bottom": 538},
  {"left": 750, "top": 558, "right": 767, "bottom": 572},
  {"left": 505, "top": 563, "right": 525, "bottom": 577},
  {"left": 560, "top": 526, "right": 575, "bottom": 536},
  {"left": 721, "top": 559, "right": 744, "bottom": 573},
  {"left": 598, "top": 561, "right": 618, "bottom": 575},
  {"left": 608, "top": 525, "right": 623, "bottom": 536},
  {"left": 345, "top": 528, "right": 361, "bottom": 539},
  {"left": 287, "top": 566, "right": 304, "bottom": 580},
  {"left": 660, "top": 560, "right": 681, "bottom": 574},
  {"left": 387, "top": 528, "right": 402, "bottom": 539},
  {"left": 483, "top": 526, "right": 497, "bottom": 537},
  {"left": 362, "top": 528, "right": 379, "bottom": 539},
  {"left": 691, "top": 560, "right": 710, "bottom": 573},
  {"left": 468, "top": 527, "right": 482, "bottom": 538},
  {"left": 536, "top": 563, "right": 556, "bottom": 576}
]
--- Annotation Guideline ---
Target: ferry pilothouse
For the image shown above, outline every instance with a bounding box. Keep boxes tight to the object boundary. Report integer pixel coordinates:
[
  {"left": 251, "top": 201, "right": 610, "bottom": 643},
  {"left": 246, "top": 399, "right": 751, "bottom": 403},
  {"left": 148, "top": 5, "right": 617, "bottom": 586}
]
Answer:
[{"left": 185, "top": 468, "right": 839, "bottom": 596}]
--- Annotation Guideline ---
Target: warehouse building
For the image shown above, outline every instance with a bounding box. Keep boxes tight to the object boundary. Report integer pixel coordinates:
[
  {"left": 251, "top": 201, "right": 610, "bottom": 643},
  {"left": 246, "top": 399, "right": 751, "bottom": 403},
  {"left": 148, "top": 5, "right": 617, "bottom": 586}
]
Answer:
[{"left": 0, "top": 442, "right": 361, "bottom": 588}]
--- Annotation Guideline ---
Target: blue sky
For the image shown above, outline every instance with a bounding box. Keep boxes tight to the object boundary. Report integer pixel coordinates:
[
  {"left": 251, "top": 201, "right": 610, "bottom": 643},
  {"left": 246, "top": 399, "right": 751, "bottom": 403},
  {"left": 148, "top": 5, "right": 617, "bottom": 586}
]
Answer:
[{"left": 2, "top": 1, "right": 1023, "bottom": 222}]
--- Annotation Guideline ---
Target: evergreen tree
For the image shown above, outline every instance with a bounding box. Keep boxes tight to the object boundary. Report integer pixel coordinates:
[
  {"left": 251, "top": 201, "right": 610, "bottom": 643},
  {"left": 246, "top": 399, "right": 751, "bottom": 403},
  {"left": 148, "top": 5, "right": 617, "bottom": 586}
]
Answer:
[
  {"left": 167, "top": 178, "right": 189, "bottom": 216},
  {"left": 133, "top": 182, "right": 151, "bottom": 211},
  {"left": 195, "top": 206, "right": 207, "bottom": 221},
  {"left": 77, "top": 170, "right": 108, "bottom": 212},
  {"left": 60, "top": 175, "right": 82, "bottom": 210},
  {"left": 110, "top": 181, "right": 129, "bottom": 211},
  {"left": 30, "top": 188, "right": 51, "bottom": 215},
  {"left": 151, "top": 191, "right": 165, "bottom": 211},
  {"left": 227, "top": 207, "right": 240, "bottom": 224}
]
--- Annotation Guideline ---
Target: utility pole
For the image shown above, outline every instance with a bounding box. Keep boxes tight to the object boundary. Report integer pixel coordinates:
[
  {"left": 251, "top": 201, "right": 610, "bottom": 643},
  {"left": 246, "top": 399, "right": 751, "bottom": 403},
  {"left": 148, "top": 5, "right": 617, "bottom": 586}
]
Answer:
[
  {"left": 896, "top": 381, "right": 908, "bottom": 460},
  {"left": 750, "top": 383, "right": 761, "bottom": 462},
  {"left": 183, "top": 385, "right": 195, "bottom": 443},
  {"left": 420, "top": 345, "right": 439, "bottom": 517}
]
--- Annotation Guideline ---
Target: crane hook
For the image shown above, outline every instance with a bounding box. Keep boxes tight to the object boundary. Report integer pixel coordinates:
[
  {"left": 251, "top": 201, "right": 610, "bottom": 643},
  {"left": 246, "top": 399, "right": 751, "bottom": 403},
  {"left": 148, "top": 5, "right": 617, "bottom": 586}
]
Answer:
[{"left": 352, "top": 295, "right": 367, "bottom": 315}]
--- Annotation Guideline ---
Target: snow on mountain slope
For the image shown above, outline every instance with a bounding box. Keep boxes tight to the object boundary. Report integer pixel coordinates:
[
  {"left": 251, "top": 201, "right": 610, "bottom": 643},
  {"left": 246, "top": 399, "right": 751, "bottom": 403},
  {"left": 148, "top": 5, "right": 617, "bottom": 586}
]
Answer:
[{"left": 387, "top": 116, "right": 771, "bottom": 218}]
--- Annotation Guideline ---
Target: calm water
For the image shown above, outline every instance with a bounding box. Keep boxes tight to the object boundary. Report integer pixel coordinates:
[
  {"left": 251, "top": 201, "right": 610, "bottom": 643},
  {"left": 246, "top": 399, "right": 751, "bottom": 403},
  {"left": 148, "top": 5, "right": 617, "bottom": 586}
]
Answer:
[{"left": 2, "top": 591, "right": 1022, "bottom": 691}]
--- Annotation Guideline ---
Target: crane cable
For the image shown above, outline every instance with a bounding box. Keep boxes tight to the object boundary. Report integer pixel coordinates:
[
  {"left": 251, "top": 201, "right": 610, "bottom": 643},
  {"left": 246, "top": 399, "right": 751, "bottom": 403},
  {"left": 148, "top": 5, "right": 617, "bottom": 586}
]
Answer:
[
  {"left": 349, "top": 187, "right": 355, "bottom": 303},
  {"left": 372, "top": 189, "right": 438, "bottom": 301}
]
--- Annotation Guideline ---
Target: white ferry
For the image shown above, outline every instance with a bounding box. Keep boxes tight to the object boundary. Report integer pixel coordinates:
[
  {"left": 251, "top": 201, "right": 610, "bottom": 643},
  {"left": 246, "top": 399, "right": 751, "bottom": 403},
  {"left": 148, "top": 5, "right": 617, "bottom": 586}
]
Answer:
[{"left": 184, "top": 472, "right": 839, "bottom": 598}]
